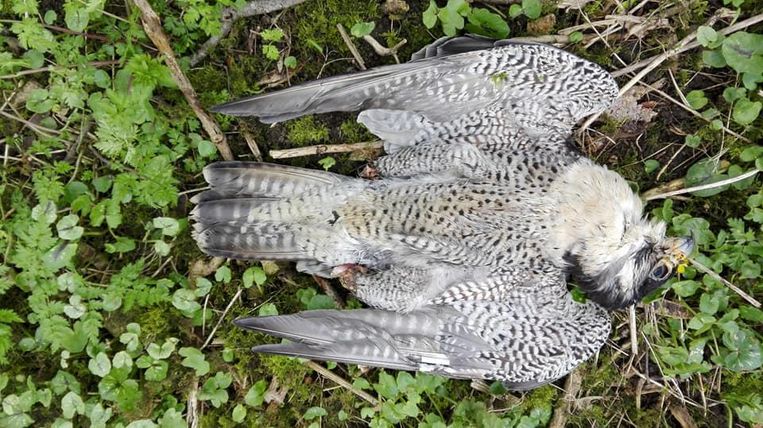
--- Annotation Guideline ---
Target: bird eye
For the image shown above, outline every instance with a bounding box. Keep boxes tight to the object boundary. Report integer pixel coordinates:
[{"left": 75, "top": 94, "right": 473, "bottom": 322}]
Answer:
[{"left": 650, "top": 263, "right": 672, "bottom": 281}]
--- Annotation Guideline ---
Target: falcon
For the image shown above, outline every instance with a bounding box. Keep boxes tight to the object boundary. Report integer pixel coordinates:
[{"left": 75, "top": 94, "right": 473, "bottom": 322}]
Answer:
[{"left": 191, "top": 36, "right": 692, "bottom": 389}]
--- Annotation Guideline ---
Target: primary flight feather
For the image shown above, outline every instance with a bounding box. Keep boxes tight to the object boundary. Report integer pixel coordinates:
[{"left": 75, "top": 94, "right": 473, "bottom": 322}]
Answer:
[{"left": 192, "top": 36, "right": 692, "bottom": 389}]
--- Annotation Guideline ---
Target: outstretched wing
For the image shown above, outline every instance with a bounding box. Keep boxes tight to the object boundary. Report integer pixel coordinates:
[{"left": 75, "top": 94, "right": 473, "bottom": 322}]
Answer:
[
  {"left": 236, "top": 283, "right": 611, "bottom": 389},
  {"left": 212, "top": 35, "right": 618, "bottom": 140}
]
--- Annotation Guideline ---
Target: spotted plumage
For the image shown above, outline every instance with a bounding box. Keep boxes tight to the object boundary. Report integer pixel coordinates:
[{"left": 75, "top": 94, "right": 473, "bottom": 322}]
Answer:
[{"left": 192, "top": 36, "right": 692, "bottom": 388}]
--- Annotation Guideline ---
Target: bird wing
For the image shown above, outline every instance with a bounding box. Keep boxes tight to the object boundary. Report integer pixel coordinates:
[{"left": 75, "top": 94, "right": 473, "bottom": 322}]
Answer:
[
  {"left": 236, "top": 281, "right": 611, "bottom": 388},
  {"left": 212, "top": 36, "right": 618, "bottom": 139}
]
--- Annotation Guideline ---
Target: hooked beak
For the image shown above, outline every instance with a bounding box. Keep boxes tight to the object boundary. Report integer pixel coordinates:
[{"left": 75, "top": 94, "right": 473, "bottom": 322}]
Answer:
[{"left": 665, "top": 236, "right": 694, "bottom": 266}]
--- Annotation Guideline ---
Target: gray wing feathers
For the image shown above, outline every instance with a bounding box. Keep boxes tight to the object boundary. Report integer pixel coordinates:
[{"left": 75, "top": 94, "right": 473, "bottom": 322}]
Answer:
[{"left": 236, "top": 308, "right": 497, "bottom": 378}]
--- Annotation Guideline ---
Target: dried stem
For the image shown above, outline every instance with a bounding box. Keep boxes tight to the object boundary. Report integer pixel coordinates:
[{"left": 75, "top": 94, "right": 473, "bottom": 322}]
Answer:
[
  {"left": 269, "top": 141, "right": 383, "bottom": 159},
  {"left": 549, "top": 368, "right": 583, "bottom": 428},
  {"left": 690, "top": 259, "right": 761, "bottom": 308},
  {"left": 337, "top": 24, "right": 367, "bottom": 70},
  {"left": 305, "top": 361, "right": 379, "bottom": 407},
  {"left": 201, "top": 287, "right": 243, "bottom": 349},
  {"left": 132, "top": 0, "right": 234, "bottom": 160},
  {"left": 643, "top": 169, "right": 759, "bottom": 201}
]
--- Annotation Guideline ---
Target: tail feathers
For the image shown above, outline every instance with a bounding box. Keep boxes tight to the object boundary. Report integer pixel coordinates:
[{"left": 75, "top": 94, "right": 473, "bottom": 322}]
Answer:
[
  {"left": 192, "top": 162, "right": 348, "bottom": 203},
  {"left": 193, "top": 222, "right": 311, "bottom": 261}
]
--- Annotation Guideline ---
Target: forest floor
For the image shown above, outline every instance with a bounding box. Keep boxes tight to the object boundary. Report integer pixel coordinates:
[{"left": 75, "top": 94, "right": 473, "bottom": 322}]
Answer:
[{"left": 1, "top": 0, "right": 762, "bottom": 427}]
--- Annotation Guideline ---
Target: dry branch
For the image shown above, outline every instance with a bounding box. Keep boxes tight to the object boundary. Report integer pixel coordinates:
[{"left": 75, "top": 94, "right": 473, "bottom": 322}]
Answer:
[
  {"left": 189, "top": 0, "right": 309, "bottom": 66},
  {"left": 337, "top": 24, "right": 367, "bottom": 70},
  {"left": 132, "top": 0, "right": 234, "bottom": 161},
  {"left": 305, "top": 361, "right": 379, "bottom": 407},
  {"left": 269, "top": 141, "right": 384, "bottom": 159},
  {"left": 643, "top": 169, "right": 760, "bottom": 201},
  {"left": 549, "top": 368, "right": 583, "bottom": 428}
]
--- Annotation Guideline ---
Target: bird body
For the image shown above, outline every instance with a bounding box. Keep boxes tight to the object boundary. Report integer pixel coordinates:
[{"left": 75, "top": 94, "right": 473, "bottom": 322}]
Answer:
[{"left": 193, "top": 36, "right": 691, "bottom": 388}]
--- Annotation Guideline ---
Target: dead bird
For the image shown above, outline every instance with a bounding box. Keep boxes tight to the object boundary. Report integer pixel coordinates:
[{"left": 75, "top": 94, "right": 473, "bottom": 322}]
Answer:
[{"left": 191, "top": 36, "right": 692, "bottom": 389}]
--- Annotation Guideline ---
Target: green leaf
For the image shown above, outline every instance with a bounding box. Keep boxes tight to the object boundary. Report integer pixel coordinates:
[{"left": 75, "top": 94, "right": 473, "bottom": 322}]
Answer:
[
  {"left": 699, "top": 292, "right": 720, "bottom": 315},
  {"left": 318, "top": 156, "right": 336, "bottom": 171},
  {"left": 351, "top": 22, "right": 375, "bottom": 38},
  {"left": 509, "top": 4, "right": 523, "bottom": 18},
  {"left": 685, "top": 90, "right": 709, "bottom": 110},
  {"left": 740, "top": 145, "right": 763, "bottom": 162},
  {"left": 722, "top": 329, "right": 762, "bottom": 371},
  {"left": 702, "top": 49, "right": 726, "bottom": 68},
  {"left": 465, "top": 8, "right": 509, "bottom": 39},
  {"left": 721, "top": 32, "right": 763, "bottom": 75},
  {"left": 732, "top": 98, "right": 762, "bottom": 126},
  {"left": 672, "top": 280, "right": 700, "bottom": 297},
  {"left": 260, "top": 28, "right": 284, "bottom": 42},
  {"left": 197, "top": 139, "right": 217, "bottom": 158},
  {"left": 262, "top": 44, "right": 280, "bottom": 61},
  {"left": 243, "top": 266, "right": 267, "bottom": 289},
  {"left": 244, "top": 379, "right": 268, "bottom": 407},
  {"left": 64, "top": 3, "right": 89, "bottom": 32},
  {"left": 258, "top": 303, "right": 278, "bottom": 316},
  {"left": 61, "top": 391, "right": 85, "bottom": 419},
  {"left": 684, "top": 159, "right": 728, "bottom": 197},
  {"left": 522, "top": 0, "right": 542, "bottom": 19},
  {"left": 179, "top": 347, "right": 210, "bottom": 376},
  {"left": 147, "top": 338, "right": 177, "bottom": 359},
  {"left": 232, "top": 404, "right": 247, "bottom": 423},
  {"left": 303, "top": 406, "right": 328, "bottom": 421},
  {"left": 283, "top": 56, "right": 297, "bottom": 69},
  {"left": 215, "top": 265, "right": 232, "bottom": 283},
  {"left": 88, "top": 352, "right": 111, "bottom": 377},
  {"left": 26, "top": 88, "right": 54, "bottom": 113},
  {"left": 57, "top": 215, "right": 84, "bottom": 240},
  {"left": 569, "top": 31, "right": 583, "bottom": 43},
  {"left": 172, "top": 289, "right": 200, "bottom": 313},
  {"left": 153, "top": 217, "right": 180, "bottom": 236},
  {"left": 697, "top": 26, "right": 721, "bottom": 48},
  {"left": 684, "top": 134, "right": 701, "bottom": 148},
  {"left": 644, "top": 159, "right": 660, "bottom": 174},
  {"left": 423, "top": 0, "right": 438, "bottom": 28}
]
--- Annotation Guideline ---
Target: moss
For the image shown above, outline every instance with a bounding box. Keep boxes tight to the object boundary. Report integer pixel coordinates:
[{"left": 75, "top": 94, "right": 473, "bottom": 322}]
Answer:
[
  {"left": 339, "top": 118, "right": 372, "bottom": 143},
  {"left": 522, "top": 384, "right": 557, "bottom": 410},
  {"left": 285, "top": 115, "right": 330, "bottom": 146}
]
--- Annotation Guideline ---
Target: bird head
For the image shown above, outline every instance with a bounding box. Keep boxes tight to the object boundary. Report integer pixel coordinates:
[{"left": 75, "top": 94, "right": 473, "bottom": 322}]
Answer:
[{"left": 554, "top": 163, "right": 694, "bottom": 310}]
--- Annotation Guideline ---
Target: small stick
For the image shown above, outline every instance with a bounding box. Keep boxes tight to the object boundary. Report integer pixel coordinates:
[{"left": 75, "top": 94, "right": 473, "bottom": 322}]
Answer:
[
  {"left": 240, "top": 125, "right": 263, "bottom": 161},
  {"left": 270, "top": 141, "right": 383, "bottom": 159},
  {"left": 629, "top": 305, "right": 639, "bottom": 357},
  {"left": 313, "top": 275, "right": 345, "bottom": 308},
  {"left": 132, "top": 0, "right": 234, "bottom": 161},
  {"left": 201, "top": 287, "right": 243, "bottom": 349},
  {"left": 337, "top": 24, "right": 366, "bottom": 70},
  {"left": 643, "top": 169, "right": 759, "bottom": 201},
  {"left": 549, "top": 368, "right": 582, "bottom": 428},
  {"left": 579, "top": 8, "right": 737, "bottom": 133},
  {"left": 613, "top": 12, "right": 763, "bottom": 77},
  {"left": 305, "top": 360, "right": 379, "bottom": 407},
  {"left": 362, "top": 36, "right": 406, "bottom": 63},
  {"left": 690, "top": 258, "right": 761, "bottom": 308}
]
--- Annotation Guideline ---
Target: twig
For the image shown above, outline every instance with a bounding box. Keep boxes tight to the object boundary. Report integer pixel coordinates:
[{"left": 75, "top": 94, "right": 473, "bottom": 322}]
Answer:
[
  {"left": 337, "top": 24, "right": 366, "bottom": 70},
  {"left": 189, "top": 0, "right": 309, "bottom": 66},
  {"left": 201, "top": 287, "right": 243, "bottom": 349},
  {"left": 629, "top": 305, "right": 638, "bottom": 357},
  {"left": 240, "top": 125, "right": 263, "bottom": 161},
  {"left": 312, "top": 275, "right": 345, "bottom": 308},
  {"left": 269, "top": 141, "right": 383, "bottom": 159},
  {"left": 549, "top": 368, "right": 582, "bottom": 428},
  {"left": 0, "top": 61, "right": 121, "bottom": 79},
  {"left": 362, "top": 36, "right": 406, "bottom": 63},
  {"left": 132, "top": 0, "right": 234, "bottom": 161},
  {"left": 611, "top": 11, "right": 763, "bottom": 78},
  {"left": 187, "top": 379, "right": 200, "bottom": 428},
  {"left": 305, "top": 360, "right": 379, "bottom": 407},
  {"left": 689, "top": 258, "right": 761, "bottom": 308},
  {"left": 643, "top": 169, "right": 759, "bottom": 201}
]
